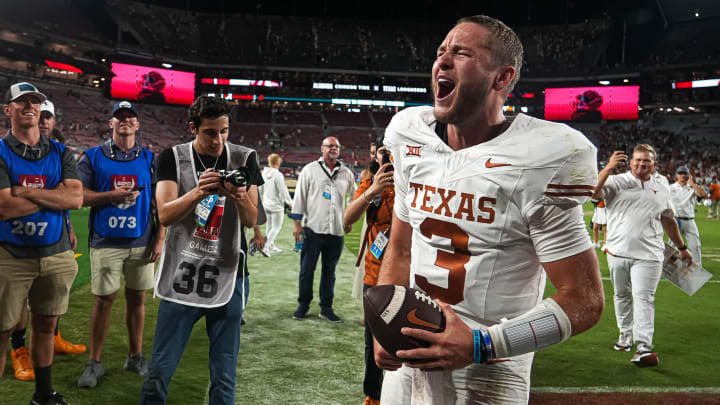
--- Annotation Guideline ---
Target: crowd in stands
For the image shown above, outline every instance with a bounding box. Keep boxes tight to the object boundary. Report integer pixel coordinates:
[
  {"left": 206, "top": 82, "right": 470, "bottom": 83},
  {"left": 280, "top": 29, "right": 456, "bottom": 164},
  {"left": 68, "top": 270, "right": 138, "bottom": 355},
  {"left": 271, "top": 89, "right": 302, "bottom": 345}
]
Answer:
[
  {"left": 93, "top": 1, "right": 620, "bottom": 75},
  {"left": 1, "top": 80, "right": 716, "bottom": 187}
]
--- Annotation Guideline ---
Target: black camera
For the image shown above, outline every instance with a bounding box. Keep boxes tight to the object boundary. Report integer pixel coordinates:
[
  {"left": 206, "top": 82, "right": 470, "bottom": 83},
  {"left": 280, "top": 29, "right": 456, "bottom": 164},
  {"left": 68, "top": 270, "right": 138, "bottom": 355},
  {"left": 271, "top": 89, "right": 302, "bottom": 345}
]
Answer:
[{"left": 217, "top": 168, "right": 249, "bottom": 187}]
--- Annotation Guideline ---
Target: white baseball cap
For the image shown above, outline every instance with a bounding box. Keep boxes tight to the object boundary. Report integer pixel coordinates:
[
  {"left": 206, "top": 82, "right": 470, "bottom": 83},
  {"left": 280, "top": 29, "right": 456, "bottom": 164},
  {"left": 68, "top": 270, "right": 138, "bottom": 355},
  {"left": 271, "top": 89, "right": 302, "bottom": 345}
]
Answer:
[
  {"left": 41, "top": 100, "right": 55, "bottom": 116},
  {"left": 4, "top": 82, "right": 47, "bottom": 104}
]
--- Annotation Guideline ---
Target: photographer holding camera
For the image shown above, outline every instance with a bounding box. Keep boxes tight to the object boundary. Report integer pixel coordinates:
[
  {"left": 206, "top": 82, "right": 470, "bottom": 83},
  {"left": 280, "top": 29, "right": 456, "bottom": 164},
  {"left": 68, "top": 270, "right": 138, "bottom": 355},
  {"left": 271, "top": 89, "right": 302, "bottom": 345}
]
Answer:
[
  {"left": 343, "top": 143, "right": 394, "bottom": 405},
  {"left": 139, "top": 96, "right": 263, "bottom": 405}
]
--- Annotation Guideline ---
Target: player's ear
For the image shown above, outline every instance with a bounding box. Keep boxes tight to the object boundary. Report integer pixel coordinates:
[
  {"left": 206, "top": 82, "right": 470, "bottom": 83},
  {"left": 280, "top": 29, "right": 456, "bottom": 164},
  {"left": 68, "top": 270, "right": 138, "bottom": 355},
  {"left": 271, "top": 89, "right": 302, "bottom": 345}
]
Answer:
[
  {"left": 3, "top": 104, "right": 10, "bottom": 117},
  {"left": 188, "top": 121, "right": 197, "bottom": 136},
  {"left": 493, "top": 65, "right": 515, "bottom": 93}
]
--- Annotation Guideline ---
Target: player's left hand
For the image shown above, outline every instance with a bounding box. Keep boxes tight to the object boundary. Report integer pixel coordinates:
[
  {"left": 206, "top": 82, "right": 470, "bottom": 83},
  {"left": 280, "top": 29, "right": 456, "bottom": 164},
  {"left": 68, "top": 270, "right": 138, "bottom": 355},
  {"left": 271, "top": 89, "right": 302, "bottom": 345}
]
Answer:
[
  {"left": 252, "top": 231, "right": 265, "bottom": 250},
  {"left": 344, "top": 222, "right": 353, "bottom": 234},
  {"left": 146, "top": 236, "right": 164, "bottom": 263},
  {"left": 220, "top": 181, "right": 248, "bottom": 201},
  {"left": 679, "top": 248, "right": 693, "bottom": 266},
  {"left": 396, "top": 299, "right": 474, "bottom": 371},
  {"left": 69, "top": 229, "right": 78, "bottom": 251}
]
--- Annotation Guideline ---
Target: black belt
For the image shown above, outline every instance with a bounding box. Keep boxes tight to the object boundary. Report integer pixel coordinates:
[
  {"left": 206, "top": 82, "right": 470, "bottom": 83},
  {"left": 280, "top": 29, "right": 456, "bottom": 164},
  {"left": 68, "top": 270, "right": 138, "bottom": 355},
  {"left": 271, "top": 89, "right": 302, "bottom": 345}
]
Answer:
[{"left": 676, "top": 217, "right": 694, "bottom": 220}]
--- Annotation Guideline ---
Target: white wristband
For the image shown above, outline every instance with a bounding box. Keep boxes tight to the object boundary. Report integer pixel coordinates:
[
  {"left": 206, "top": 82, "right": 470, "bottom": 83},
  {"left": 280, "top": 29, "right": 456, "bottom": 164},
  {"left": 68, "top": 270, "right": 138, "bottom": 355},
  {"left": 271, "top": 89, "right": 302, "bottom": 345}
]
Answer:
[{"left": 487, "top": 298, "right": 572, "bottom": 359}]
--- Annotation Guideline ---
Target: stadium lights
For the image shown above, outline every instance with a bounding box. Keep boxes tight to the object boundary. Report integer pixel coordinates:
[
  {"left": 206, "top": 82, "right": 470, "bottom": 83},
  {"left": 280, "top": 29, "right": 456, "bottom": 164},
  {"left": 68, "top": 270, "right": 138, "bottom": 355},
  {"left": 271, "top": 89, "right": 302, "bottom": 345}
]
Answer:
[
  {"left": 598, "top": 80, "right": 610, "bottom": 85},
  {"left": 688, "top": 106, "right": 696, "bottom": 110},
  {"left": 623, "top": 79, "right": 629, "bottom": 83},
  {"left": 673, "top": 107, "right": 683, "bottom": 112},
  {"left": 161, "top": 63, "right": 173, "bottom": 68}
]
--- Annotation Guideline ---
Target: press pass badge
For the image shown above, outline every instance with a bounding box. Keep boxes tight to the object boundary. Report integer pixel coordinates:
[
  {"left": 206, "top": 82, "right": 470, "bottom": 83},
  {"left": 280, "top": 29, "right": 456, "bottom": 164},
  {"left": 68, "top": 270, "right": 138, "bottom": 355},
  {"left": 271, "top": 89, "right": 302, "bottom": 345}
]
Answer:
[
  {"left": 369, "top": 231, "right": 389, "bottom": 260},
  {"left": 195, "top": 194, "right": 218, "bottom": 228},
  {"left": 322, "top": 185, "right": 332, "bottom": 200}
]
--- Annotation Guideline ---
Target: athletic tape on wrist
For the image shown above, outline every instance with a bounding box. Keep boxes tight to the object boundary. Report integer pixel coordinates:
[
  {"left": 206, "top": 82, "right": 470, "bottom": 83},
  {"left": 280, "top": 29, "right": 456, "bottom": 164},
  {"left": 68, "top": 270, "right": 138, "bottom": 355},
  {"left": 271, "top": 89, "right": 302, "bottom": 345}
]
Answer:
[{"left": 486, "top": 298, "right": 572, "bottom": 359}]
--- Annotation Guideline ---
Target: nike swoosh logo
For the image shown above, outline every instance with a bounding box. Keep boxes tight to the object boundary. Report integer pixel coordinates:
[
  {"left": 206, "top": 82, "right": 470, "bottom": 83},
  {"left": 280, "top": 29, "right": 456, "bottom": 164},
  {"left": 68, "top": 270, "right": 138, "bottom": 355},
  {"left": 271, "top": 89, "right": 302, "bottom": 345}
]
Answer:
[
  {"left": 407, "top": 308, "right": 441, "bottom": 329},
  {"left": 485, "top": 158, "right": 512, "bottom": 168}
]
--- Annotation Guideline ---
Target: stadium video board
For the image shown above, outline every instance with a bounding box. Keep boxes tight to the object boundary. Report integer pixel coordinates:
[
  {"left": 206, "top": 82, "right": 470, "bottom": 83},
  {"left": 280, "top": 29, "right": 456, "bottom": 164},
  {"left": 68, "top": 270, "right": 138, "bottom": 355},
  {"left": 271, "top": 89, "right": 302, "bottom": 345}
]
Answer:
[
  {"left": 110, "top": 63, "right": 196, "bottom": 105},
  {"left": 544, "top": 86, "right": 639, "bottom": 122}
]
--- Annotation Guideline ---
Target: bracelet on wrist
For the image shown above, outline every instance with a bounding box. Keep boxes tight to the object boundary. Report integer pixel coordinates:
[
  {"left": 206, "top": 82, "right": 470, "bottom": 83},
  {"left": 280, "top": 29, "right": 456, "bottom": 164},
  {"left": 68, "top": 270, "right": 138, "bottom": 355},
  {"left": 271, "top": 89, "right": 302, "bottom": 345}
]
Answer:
[
  {"left": 678, "top": 244, "right": 688, "bottom": 251},
  {"left": 472, "top": 329, "right": 494, "bottom": 364},
  {"left": 473, "top": 330, "right": 483, "bottom": 363},
  {"left": 362, "top": 191, "right": 372, "bottom": 204}
]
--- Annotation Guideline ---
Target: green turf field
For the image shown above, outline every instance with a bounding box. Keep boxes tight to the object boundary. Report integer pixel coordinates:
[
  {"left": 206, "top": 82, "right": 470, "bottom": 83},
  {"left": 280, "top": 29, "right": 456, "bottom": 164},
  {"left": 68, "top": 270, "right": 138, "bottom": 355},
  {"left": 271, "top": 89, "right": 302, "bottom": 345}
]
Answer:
[{"left": 1, "top": 204, "right": 719, "bottom": 404}]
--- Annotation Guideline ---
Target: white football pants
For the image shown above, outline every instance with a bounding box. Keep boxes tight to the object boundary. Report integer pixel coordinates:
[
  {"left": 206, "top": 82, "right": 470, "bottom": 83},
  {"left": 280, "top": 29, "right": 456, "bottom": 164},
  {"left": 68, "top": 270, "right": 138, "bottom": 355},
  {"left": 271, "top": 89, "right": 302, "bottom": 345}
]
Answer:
[
  {"left": 668, "top": 218, "right": 701, "bottom": 266},
  {"left": 264, "top": 209, "right": 284, "bottom": 248},
  {"left": 380, "top": 354, "right": 533, "bottom": 405},
  {"left": 607, "top": 255, "right": 662, "bottom": 349}
]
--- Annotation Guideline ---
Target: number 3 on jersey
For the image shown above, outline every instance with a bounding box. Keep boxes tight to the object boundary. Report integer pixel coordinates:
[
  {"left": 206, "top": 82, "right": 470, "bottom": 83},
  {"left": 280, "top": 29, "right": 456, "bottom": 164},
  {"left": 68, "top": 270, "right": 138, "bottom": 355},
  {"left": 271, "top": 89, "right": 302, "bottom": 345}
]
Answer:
[{"left": 414, "top": 218, "right": 470, "bottom": 305}]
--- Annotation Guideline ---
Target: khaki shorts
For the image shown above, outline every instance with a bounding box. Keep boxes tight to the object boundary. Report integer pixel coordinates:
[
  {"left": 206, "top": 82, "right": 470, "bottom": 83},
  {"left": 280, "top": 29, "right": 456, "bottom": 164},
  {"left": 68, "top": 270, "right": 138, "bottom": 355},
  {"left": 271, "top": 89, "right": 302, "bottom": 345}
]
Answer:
[
  {"left": 0, "top": 246, "right": 78, "bottom": 331},
  {"left": 90, "top": 247, "right": 155, "bottom": 296}
]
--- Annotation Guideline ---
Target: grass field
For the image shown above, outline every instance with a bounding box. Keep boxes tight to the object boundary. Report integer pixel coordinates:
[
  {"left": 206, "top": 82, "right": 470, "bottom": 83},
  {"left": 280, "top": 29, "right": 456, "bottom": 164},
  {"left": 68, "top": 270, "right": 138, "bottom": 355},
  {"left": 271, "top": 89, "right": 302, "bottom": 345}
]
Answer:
[{"left": 1, "top": 204, "right": 719, "bottom": 404}]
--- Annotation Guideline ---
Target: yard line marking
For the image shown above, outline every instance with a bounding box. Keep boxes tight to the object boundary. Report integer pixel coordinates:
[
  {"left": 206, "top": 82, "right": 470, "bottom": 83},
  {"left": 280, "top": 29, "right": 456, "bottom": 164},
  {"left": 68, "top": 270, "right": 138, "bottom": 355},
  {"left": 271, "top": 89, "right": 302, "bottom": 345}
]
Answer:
[
  {"left": 601, "top": 277, "right": 719, "bottom": 284},
  {"left": 533, "top": 386, "right": 720, "bottom": 394}
]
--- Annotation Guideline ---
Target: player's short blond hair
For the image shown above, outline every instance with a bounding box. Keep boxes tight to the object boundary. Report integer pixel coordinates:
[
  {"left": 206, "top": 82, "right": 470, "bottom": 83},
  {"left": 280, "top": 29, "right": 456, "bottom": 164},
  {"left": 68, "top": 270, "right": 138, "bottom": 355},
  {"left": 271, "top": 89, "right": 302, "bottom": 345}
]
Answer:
[
  {"left": 268, "top": 153, "right": 282, "bottom": 166},
  {"left": 456, "top": 15, "right": 523, "bottom": 93},
  {"left": 633, "top": 144, "right": 657, "bottom": 161}
]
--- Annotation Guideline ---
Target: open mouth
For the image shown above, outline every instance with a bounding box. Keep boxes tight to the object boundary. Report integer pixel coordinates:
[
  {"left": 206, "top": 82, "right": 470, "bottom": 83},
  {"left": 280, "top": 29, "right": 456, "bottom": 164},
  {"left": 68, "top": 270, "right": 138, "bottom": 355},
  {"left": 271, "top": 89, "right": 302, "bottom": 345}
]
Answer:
[{"left": 436, "top": 78, "right": 455, "bottom": 101}]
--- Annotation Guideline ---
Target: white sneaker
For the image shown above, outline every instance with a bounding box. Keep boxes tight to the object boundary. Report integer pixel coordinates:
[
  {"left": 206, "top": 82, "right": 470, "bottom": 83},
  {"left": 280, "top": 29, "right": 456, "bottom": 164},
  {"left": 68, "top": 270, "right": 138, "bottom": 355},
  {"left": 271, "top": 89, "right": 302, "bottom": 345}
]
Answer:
[
  {"left": 613, "top": 332, "right": 633, "bottom": 351},
  {"left": 631, "top": 343, "right": 658, "bottom": 367},
  {"left": 269, "top": 245, "right": 282, "bottom": 254}
]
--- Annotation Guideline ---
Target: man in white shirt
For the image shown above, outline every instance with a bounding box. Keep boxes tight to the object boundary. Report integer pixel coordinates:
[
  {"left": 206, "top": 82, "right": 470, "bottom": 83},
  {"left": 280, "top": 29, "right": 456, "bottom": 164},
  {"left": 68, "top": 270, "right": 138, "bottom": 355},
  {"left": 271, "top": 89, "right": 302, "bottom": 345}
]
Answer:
[
  {"left": 291, "top": 136, "right": 356, "bottom": 322},
  {"left": 669, "top": 165, "right": 706, "bottom": 265},
  {"left": 594, "top": 145, "right": 691, "bottom": 368},
  {"left": 262, "top": 153, "right": 292, "bottom": 254}
]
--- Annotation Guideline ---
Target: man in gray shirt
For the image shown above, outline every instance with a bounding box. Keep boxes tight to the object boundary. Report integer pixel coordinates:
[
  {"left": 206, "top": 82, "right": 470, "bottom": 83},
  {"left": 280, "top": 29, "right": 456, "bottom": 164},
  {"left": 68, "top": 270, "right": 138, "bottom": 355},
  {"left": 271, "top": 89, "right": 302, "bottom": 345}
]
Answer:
[{"left": 291, "top": 136, "right": 356, "bottom": 322}]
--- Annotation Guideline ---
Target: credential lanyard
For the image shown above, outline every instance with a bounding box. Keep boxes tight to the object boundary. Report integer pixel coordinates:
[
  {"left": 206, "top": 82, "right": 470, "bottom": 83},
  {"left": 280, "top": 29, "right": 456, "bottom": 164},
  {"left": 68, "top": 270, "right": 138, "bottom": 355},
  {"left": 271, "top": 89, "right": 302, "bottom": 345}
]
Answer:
[{"left": 318, "top": 161, "right": 339, "bottom": 181}]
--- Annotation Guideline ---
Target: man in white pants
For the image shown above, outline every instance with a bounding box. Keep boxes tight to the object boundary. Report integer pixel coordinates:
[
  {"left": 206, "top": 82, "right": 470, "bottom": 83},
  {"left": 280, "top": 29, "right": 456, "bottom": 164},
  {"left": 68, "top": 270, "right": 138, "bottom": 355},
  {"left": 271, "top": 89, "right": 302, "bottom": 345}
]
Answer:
[
  {"left": 669, "top": 165, "right": 706, "bottom": 266},
  {"left": 262, "top": 153, "right": 292, "bottom": 253},
  {"left": 594, "top": 145, "right": 692, "bottom": 367}
]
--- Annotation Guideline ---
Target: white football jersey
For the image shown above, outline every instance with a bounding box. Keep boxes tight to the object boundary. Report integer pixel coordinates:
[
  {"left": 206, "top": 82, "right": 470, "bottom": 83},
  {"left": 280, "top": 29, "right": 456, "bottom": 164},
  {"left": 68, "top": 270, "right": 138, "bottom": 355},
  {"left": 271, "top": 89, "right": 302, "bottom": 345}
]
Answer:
[
  {"left": 384, "top": 107, "right": 597, "bottom": 324},
  {"left": 669, "top": 182, "right": 697, "bottom": 218}
]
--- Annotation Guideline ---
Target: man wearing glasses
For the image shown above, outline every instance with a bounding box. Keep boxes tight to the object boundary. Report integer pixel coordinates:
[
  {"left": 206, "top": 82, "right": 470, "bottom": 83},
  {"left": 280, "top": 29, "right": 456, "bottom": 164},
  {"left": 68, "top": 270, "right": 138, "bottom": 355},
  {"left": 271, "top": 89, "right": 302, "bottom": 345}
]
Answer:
[{"left": 291, "top": 136, "right": 356, "bottom": 322}]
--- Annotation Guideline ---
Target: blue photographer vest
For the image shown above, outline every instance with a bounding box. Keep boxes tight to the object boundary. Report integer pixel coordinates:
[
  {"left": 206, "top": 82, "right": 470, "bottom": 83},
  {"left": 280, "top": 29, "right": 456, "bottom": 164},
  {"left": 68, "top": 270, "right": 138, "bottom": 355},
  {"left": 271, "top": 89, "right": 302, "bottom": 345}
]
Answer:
[
  {"left": 0, "top": 138, "right": 65, "bottom": 246},
  {"left": 85, "top": 145, "right": 152, "bottom": 238}
]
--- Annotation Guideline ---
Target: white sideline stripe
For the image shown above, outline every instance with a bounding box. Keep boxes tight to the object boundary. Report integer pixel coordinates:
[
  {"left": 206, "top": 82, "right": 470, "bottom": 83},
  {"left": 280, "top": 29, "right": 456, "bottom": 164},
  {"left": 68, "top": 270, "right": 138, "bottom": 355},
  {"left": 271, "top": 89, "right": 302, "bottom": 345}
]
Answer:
[
  {"left": 532, "top": 386, "right": 720, "bottom": 394},
  {"left": 601, "top": 276, "right": 719, "bottom": 283}
]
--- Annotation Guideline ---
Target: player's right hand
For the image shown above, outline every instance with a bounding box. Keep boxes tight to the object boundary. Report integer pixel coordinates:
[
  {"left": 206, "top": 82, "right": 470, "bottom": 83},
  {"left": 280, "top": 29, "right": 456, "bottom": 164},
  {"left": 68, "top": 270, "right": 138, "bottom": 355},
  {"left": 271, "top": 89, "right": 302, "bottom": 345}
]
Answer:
[
  {"left": 293, "top": 221, "right": 303, "bottom": 243},
  {"left": 113, "top": 186, "right": 140, "bottom": 203},
  {"left": 368, "top": 163, "right": 394, "bottom": 196},
  {"left": 197, "top": 169, "right": 222, "bottom": 196},
  {"left": 605, "top": 150, "right": 628, "bottom": 170},
  {"left": 374, "top": 337, "right": 403, "bottom": 371}
]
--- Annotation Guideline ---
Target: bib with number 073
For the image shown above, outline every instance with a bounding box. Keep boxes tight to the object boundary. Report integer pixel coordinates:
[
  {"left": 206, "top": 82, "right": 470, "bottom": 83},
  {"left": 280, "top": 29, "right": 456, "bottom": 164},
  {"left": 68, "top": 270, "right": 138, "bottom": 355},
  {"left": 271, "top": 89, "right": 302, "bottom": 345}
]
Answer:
[{"left": 154, "top": 142, "right": 251, "bottom": 308}]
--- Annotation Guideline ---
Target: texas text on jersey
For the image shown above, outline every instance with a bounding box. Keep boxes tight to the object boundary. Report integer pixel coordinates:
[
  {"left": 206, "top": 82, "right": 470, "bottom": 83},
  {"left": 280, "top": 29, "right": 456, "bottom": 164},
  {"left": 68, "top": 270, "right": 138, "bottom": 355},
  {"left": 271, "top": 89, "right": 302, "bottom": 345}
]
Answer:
[{"left": 384, "top": 106, "right": 598, "bottom": 325}]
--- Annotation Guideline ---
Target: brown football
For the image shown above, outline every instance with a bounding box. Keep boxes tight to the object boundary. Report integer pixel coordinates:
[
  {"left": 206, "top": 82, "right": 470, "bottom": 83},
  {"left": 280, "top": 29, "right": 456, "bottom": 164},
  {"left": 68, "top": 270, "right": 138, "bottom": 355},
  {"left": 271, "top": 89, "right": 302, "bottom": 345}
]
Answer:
[{"left": 364, "top": 285, "right": 446, "bottom": 358}]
